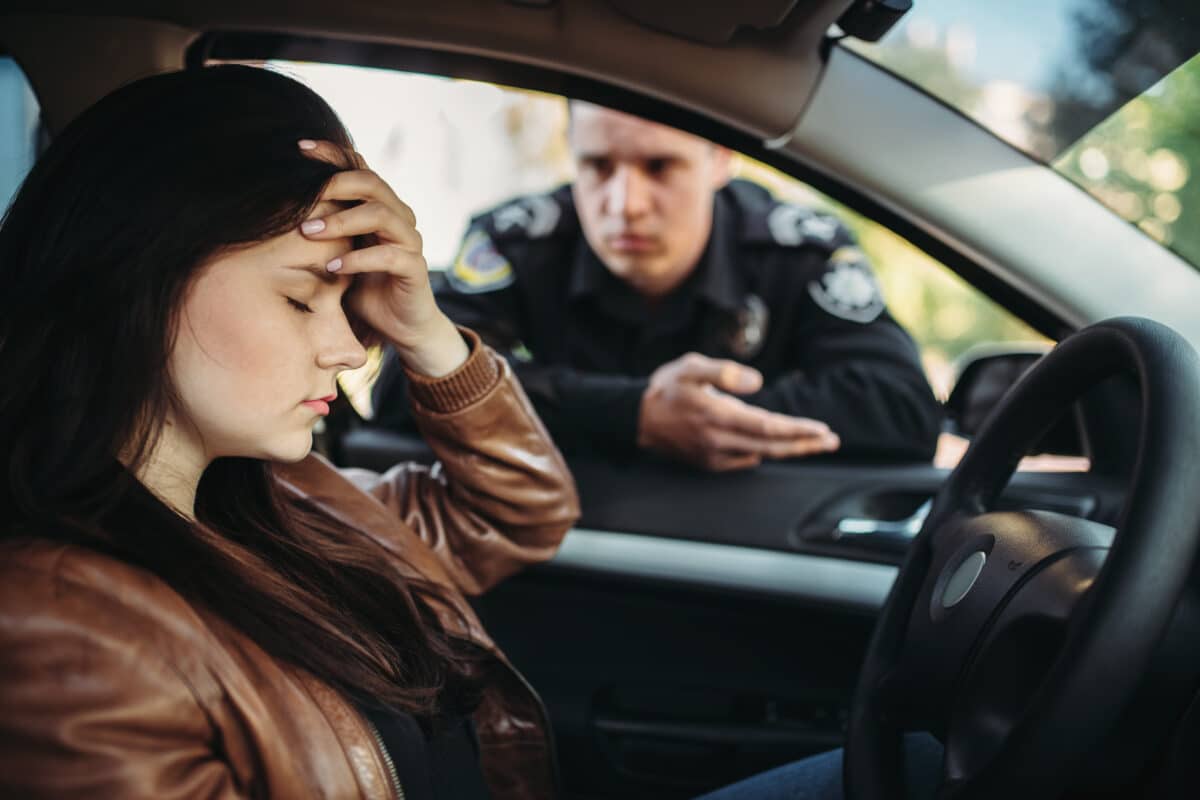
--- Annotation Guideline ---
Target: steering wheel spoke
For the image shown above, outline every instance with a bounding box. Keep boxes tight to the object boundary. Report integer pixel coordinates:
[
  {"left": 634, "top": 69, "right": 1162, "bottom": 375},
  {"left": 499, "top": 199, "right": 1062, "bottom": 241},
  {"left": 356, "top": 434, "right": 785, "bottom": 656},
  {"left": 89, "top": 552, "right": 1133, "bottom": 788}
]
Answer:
[{"left": 944, "top": 542, "right": 1108, "bottom": 790}]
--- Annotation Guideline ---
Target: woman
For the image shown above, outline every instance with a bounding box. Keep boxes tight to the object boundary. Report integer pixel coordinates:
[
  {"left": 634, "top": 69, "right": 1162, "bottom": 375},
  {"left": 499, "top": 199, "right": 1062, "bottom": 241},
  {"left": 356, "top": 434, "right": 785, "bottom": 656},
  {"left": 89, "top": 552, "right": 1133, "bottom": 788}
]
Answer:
[
  {"left": 0, "top": 63, "right": 939, "bottom": 800},
  {"left": 0, "top": 64, "right": 578, "bottom": 798}
]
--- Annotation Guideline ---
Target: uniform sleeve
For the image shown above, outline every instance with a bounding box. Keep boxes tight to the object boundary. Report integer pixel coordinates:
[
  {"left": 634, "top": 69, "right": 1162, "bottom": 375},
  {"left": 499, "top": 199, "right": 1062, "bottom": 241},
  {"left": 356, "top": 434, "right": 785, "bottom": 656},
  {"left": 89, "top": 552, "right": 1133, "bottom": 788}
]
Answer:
[
  {"left": 0, "top": 567, "right": 245, "bottom": 799},
  {"left": 747, "top": 251, "right": 942, "bottom": 461},
  {"left": 347, "top": 328, "right": 581, "bottom": 595},
  {"left": 500, "top": 365, "right": 648, "bottom": 455}
]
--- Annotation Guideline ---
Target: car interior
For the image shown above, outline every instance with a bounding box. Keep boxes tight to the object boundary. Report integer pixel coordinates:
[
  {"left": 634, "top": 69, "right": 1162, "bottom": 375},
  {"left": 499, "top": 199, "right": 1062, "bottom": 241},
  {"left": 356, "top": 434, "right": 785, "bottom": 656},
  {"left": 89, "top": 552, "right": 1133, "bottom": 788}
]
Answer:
[{"left": 3, "top": 2, "right": 1200, "bottom": 798}]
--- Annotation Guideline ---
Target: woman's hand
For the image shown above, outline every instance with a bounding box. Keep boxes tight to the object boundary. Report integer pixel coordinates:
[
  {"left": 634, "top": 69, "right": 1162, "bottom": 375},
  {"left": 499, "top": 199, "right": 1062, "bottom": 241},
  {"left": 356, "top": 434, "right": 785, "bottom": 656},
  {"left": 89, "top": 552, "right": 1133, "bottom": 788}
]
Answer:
[{"left": 297, "top": 139, "right": 469, "bottom": 378}]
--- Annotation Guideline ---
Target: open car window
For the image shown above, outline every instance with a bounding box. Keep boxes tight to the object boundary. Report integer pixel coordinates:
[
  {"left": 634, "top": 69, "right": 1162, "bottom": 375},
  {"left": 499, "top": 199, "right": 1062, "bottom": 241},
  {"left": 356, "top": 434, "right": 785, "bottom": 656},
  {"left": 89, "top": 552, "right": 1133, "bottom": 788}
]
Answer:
[
  {"left": 259, "top": 67, "right": 1043, "bottom": 378},
  {"left": 215, "top": 58, "right": 1087, "bottom": 471}
]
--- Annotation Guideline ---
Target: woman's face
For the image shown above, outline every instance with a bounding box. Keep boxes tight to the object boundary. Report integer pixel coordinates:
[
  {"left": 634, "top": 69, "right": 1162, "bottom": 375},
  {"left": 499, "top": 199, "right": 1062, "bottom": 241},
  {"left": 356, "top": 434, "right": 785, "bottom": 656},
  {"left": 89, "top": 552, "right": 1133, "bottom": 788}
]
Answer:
[{"left": 168, "top": 201, "right": 366, "bottom": 464}]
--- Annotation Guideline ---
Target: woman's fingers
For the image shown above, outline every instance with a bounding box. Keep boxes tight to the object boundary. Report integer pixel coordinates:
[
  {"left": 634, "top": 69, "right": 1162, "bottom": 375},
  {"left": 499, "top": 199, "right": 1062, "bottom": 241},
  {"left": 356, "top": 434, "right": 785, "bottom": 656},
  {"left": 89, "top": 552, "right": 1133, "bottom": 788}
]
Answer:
[
  {"left": 296, "top": 140, "right": 426, "bottom": 281},
  {"left": 302, "top": 200, "right": 422, "bottom": 251},
  {"left": 298, "top": 138, "right": 363, "bottom": 170},
  {"left": 326, "top": 242, "right": 428, "bottom": 279},
  {"left": 298, "top": 141, "right": 406, "bottom": 216},
  {"left": 317, "top": 170, "right": 412, "bottom": 222}
]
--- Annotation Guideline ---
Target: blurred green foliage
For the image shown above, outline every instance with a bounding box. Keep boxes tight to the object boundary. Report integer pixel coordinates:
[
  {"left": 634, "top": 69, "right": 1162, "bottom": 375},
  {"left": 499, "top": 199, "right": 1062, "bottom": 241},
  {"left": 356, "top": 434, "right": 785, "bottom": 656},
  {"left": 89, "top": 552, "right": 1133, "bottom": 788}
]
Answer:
[{"left": 1055, "top": 52, "right": 1200, "bottom": 268}]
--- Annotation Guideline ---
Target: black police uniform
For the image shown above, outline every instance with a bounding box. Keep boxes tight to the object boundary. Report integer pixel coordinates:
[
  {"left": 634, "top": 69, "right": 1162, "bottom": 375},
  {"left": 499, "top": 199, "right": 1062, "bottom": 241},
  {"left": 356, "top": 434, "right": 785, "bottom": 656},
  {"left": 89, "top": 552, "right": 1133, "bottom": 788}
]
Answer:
[{"left": 372, "top": 179, "right": 941, "bottom": 461}]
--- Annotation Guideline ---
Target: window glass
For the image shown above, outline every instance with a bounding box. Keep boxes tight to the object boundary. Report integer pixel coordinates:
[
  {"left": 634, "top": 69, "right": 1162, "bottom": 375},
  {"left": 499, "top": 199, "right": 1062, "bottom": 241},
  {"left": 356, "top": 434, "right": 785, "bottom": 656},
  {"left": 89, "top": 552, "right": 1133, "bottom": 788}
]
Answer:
[
  {"left": 844, "top": 0, "right": 1200, "bottom": 273},
  {"left": 843, "top": 0, "right": 1200, "bottom": 164},
  {"left": 1054, "top": 52, "right": 1200, "bottom": 269},
  {"left": 0, "top": 56, "right": 40, "bottom": 214}
]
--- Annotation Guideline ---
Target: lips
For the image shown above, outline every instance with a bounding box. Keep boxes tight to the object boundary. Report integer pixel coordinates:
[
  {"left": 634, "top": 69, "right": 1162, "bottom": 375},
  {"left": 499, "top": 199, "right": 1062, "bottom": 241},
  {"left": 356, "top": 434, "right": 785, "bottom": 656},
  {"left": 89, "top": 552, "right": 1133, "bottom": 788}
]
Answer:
[
  {"left": 607, "top": 233, "right": 659, "bottom": 254},
  {"left": 302, "top": 394, "right": 336, "bottom": 416}
]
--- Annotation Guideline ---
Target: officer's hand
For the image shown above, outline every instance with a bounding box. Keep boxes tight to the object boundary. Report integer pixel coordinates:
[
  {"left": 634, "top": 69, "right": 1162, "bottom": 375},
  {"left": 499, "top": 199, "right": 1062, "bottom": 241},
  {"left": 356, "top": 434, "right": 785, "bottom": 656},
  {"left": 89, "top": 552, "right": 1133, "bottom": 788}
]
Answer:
[
  {"left": 298, "top": 139, "right": 468, "bottom": 378},
  {"left": 637, "top": 353, "right": 840, "bottom": 471}
]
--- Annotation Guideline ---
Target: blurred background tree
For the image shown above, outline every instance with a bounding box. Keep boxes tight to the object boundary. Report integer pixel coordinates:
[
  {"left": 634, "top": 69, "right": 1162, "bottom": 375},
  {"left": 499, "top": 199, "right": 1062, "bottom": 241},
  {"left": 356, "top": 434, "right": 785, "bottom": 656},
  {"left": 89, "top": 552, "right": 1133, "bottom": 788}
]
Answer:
[
  {"left": 1052, "top": 0, "right": 1200, "bottom": 266},
  {"left": 1057, "top": 53, "right": 1199, "bottom": 263}
]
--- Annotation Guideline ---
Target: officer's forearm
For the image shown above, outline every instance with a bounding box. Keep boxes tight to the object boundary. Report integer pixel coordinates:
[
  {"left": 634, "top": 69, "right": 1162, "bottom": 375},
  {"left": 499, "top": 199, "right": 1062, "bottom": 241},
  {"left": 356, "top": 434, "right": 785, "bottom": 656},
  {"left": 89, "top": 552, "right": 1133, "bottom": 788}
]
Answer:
[
  {"left": 748, "top": 363, "right": 942, "bottom": 461},
  {"left": 511, "top": 363, "right": 650, "bottom": 455}
]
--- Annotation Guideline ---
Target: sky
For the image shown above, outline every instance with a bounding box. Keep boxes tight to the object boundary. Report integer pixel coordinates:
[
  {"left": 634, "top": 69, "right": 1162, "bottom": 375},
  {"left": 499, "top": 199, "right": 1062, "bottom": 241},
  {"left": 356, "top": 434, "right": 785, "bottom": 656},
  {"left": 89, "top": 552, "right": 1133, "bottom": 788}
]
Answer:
[{"left": 891, "top": 0, "right": 1078, "bottom": 89}]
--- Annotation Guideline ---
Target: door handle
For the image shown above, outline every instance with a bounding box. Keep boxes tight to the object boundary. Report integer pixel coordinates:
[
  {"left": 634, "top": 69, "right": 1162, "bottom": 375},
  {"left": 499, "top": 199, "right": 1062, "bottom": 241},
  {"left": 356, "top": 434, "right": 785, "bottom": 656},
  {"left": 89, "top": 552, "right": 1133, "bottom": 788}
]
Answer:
[{"left": 831, "top": 498, "right": 932, "bottom": 550}]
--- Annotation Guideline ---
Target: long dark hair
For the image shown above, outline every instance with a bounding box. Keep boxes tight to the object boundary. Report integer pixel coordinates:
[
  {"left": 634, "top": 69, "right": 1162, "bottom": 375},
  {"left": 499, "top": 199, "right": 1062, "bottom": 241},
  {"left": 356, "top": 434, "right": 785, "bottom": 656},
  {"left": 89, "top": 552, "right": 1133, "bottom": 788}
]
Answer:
[{"left": 0, "top": 64, "right": 483, "bottom": 719}]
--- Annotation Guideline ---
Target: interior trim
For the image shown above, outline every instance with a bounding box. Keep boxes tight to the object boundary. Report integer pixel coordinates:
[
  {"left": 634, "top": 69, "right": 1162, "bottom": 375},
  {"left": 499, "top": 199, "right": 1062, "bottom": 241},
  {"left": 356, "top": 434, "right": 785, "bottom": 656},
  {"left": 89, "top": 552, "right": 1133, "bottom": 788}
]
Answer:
[{"left": 545, "top": 527, "right": 898, "bottom": 612}]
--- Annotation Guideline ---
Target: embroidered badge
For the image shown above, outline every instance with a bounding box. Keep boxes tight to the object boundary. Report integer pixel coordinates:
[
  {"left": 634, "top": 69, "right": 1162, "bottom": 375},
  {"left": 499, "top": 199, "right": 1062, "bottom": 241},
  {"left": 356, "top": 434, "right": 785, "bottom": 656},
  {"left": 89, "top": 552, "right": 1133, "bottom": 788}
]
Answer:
[
  {"left": 491, "top": 194, "right": 562, "bottom": 239},
  {"left": 807, "top": 247, "right": 884, "bottom": 323},
  {"left": 446, "top": 229, "right": 515, "bottom": 294},
  {"left": 728, "top": 293, "right": 770, "bottom": 359}
]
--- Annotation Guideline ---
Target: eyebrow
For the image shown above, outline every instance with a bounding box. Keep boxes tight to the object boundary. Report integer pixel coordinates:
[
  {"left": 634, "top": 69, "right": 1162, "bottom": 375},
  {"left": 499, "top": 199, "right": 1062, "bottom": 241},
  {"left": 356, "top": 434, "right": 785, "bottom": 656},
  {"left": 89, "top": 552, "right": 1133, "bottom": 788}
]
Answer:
[
  {"left": 576, "top": 152, "right": 681, "bottom": 163},
  {"left": 284, "top": 263, "right": 343, "bottom": 286}
]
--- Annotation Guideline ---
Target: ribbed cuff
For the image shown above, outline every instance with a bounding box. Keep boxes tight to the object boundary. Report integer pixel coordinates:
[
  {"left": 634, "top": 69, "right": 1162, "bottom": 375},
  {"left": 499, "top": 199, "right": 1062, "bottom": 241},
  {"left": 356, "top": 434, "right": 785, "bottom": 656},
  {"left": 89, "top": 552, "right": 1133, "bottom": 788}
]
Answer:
[{"left": 404, "top": 327, "right": 501, "bottom": 414}]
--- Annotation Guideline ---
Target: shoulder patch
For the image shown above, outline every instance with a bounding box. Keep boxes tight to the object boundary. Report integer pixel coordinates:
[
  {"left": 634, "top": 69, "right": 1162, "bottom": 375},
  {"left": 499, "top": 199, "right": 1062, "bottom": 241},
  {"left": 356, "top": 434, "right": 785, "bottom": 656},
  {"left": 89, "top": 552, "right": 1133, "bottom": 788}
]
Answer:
[
  {"left": 446, "top": 229, "right": 515, "bottom": 294},
  {"left": 765, "top": 203, "right": 845, "bottom": 248},
  {"left": 807, "top": 246, "right": 884, "bottom": 323},
  {"left": 490, "top": 194, "right": 563, "bottom": 239}
]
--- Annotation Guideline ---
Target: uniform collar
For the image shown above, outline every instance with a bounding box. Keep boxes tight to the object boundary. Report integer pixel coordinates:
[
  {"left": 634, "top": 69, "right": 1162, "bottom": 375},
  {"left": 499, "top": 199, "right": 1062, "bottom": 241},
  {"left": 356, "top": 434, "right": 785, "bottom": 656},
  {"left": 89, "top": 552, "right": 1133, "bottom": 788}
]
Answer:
[
  {"left": 693, "top": 187, "right": 745, "bottom": 315},
  {"left": 567, "top": 237, "right": 615, "bottom": 302}
]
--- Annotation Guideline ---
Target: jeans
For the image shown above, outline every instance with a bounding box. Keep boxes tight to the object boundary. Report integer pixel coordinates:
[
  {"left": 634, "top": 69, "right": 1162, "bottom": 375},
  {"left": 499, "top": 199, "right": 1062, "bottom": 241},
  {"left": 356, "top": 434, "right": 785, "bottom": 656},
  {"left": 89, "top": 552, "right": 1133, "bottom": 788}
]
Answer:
[{"left": 695, "top": 733, "right": 943, "bottom": 800}]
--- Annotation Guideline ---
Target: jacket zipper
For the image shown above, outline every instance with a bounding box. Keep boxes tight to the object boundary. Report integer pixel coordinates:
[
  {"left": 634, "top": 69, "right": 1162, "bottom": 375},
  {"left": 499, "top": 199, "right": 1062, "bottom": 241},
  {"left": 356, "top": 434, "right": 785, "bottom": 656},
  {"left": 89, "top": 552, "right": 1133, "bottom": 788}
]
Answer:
[{"left": 363, "top": 716, "right": 406, "bottom": 800}]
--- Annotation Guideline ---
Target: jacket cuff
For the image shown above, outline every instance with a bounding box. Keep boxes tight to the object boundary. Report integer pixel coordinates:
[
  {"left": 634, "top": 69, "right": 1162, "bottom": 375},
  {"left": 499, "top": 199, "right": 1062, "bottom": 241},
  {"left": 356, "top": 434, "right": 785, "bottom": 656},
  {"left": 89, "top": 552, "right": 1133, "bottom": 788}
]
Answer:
[{"left": 404, "top": 327, "right": 501, "bottom": 414}]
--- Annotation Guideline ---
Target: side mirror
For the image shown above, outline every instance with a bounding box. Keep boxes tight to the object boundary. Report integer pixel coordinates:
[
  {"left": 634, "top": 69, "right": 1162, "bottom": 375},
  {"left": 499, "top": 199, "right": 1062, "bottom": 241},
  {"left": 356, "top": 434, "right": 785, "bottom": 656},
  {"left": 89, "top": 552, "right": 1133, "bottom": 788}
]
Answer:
[{"left": 945, "top": 345, "right": 1085, "bottom": 457}]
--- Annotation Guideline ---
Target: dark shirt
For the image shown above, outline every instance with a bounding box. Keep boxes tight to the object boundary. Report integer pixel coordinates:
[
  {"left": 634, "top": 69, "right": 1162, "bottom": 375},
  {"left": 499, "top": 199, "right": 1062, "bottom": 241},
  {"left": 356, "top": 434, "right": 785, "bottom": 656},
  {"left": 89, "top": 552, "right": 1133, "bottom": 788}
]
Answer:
[
  {"left": 359, "top": 704, "right": 491, "bottom": 800},
  {"left": 372, "top": 180, "right": 941, "bottom": 461}
]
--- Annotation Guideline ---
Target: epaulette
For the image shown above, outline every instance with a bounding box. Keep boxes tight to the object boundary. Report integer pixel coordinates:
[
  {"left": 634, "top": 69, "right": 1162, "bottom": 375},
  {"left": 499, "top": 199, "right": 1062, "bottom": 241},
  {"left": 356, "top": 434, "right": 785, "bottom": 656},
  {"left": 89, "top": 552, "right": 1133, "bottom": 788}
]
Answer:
[
  {"left": 478, "top": 185, "right": 575, "bottom": 242},
  {"left": 727, "top": 179, "right": 853, "bottom": 252}
]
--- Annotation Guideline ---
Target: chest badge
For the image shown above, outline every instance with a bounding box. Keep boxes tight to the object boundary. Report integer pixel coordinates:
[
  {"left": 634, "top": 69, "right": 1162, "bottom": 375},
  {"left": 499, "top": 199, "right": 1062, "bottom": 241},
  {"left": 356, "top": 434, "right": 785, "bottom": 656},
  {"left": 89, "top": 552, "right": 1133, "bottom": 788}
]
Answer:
[
  {"left": 808, "top": 247, "right": 884, "bottom": 323},
  {"left": 728, "top": 293, "right": 770, "bottom": 359}
]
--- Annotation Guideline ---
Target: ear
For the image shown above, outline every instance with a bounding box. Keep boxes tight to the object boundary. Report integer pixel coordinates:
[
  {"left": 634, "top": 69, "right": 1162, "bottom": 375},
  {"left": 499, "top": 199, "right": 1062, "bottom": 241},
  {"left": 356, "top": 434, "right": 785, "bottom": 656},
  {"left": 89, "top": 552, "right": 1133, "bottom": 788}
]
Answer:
[{"left": 709, "top": 146, "right": 734, "bottom": 189}]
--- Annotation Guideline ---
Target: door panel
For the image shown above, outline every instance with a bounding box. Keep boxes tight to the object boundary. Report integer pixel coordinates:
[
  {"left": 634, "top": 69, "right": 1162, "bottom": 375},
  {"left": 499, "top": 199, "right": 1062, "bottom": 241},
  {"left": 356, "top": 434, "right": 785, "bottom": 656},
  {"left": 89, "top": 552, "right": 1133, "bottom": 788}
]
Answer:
[
  {"left": 471, "top": 566, "right": 875, "bottom": 799},
  {"left": 339, "top": 428, "right": 1126, "bottom": 561}
]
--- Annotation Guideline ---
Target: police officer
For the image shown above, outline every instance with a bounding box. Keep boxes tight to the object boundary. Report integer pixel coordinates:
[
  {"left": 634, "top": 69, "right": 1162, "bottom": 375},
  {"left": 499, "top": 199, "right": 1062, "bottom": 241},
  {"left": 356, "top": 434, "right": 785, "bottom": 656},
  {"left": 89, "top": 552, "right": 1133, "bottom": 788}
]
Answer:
[{"left": 372, "top": 102, "right": 941, "bottom": 471}]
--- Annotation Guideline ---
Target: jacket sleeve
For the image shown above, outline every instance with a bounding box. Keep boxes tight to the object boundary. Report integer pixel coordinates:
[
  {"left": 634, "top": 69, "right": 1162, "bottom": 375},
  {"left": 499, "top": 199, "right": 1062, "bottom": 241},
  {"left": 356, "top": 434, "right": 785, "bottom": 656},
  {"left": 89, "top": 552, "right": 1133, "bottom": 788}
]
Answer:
[
  {"left": 343, "top": 327, "right": 581, "bottom": 595},
  {"left": 746, "top": 262, "right": 942, "bottom": 462},
  {"left": 0, "top": 556, "right": 245, "bottom": 799}
]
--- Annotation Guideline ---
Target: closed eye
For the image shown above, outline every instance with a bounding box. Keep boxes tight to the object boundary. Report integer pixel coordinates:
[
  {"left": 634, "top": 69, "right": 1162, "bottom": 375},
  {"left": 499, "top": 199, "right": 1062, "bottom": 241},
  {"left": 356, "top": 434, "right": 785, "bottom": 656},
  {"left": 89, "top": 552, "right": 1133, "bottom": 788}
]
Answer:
[{"left": 286, "top": 297, "right": 315, "bottom": 314}]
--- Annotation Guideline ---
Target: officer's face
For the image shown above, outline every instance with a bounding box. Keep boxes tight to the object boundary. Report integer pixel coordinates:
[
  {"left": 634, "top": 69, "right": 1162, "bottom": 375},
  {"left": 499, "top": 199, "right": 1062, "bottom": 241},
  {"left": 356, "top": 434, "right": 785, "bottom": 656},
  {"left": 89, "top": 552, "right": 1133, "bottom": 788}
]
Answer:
[{"left": 569, "top": 103, "right": 732, "bottom": 298}]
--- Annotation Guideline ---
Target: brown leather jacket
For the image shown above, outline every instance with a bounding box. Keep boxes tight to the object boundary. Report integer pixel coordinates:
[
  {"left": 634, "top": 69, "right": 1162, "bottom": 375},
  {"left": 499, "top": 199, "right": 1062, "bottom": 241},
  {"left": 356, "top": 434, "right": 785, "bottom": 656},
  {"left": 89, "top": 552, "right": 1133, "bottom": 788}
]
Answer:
[{"left": 0, "top": 333, "right": 581, "bottom": 799}]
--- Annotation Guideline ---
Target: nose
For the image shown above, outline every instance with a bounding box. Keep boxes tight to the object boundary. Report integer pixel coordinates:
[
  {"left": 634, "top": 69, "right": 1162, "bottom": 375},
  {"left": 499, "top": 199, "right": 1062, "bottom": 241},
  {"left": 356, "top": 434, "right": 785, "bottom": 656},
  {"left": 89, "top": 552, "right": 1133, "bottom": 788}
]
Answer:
[
  {"left": 316, "top": 312, "right": 368, "bottom": 373},
  {"left": 606, "top": 164, "right": 651, "bottom": 220}
]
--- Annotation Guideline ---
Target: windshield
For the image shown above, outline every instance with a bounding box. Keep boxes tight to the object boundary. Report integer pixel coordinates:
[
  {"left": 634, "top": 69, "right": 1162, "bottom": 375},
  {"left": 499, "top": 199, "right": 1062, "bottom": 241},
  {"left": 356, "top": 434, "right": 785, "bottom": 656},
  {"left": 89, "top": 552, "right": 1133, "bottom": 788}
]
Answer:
[{"left": 846, "top": 0, "right": 1200, "bottom": 270}]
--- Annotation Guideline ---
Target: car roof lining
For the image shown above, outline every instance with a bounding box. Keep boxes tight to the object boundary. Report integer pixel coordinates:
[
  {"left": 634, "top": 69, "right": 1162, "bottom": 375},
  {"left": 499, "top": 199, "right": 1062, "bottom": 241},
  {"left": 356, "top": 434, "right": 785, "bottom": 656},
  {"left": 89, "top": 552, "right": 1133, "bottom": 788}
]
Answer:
[
  {"left": 602, "top": 0, "right": 804, "bottom": 45},
  {"left": 2, "top": 0, "right": 856, "bottom": 140}
]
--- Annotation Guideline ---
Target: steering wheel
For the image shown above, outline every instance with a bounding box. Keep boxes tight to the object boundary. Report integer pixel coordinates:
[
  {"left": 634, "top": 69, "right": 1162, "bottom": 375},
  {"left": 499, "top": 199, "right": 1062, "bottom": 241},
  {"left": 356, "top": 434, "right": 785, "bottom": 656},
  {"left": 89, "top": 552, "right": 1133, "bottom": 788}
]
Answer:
[{"left": 845, "top": 317, "right": 1200, "bottom": 799}]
